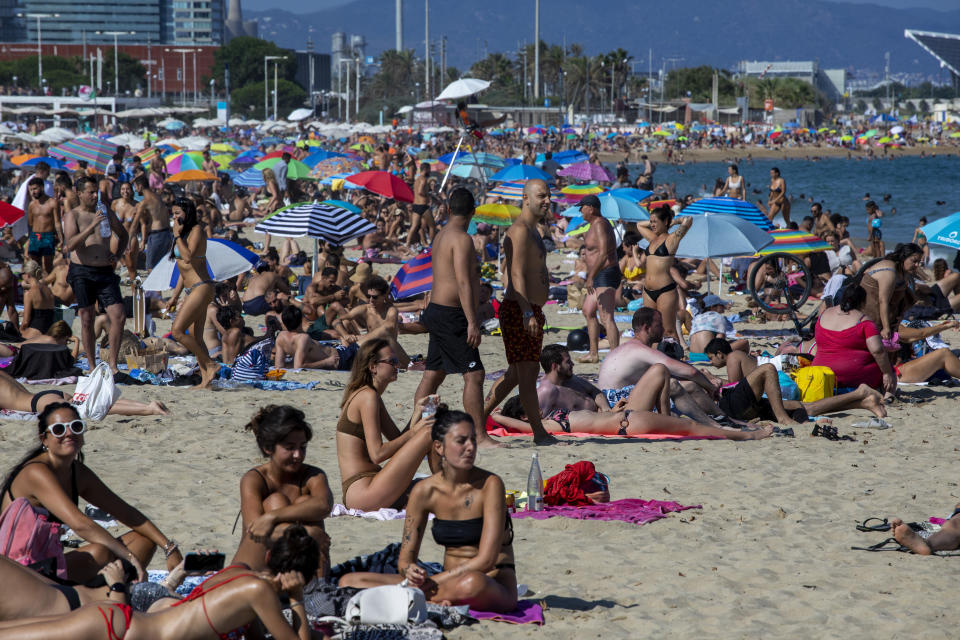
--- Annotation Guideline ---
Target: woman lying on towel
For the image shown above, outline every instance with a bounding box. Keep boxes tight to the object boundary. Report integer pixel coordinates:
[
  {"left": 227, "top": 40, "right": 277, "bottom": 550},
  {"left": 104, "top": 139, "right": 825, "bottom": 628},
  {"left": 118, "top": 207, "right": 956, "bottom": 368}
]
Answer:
[
  {"left": 0, "top": 368, "right": 168, "bottom": 417},
  {"left": 491, "top": 364, "right": 772, "bottom": 441},
  {"left": 341, "top": 408, "right": 518, "bottom": 612},
  {"left": 232, "top": 405, "right": 333, "bottom": 579},
  {"left": 336, "top": 339, "right": 436, "bottom": 511},
  {"left": 0, "top": 526, "right": 317, "bottom": 640}
]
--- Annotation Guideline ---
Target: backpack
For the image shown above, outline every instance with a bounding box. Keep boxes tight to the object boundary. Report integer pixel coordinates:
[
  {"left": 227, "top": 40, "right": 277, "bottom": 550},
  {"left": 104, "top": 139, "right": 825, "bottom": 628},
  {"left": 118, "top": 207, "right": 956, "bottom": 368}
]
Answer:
[
  {"left": 0, "top": 497, "right": 67, "bottom": 579},
  {"left": 792, "top": 366, "right": 835, "bottom": 402}
]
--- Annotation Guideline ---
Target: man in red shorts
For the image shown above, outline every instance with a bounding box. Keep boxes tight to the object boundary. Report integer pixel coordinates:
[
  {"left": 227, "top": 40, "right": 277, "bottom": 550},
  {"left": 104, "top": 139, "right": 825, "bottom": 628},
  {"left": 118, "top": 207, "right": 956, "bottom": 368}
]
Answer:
[{"left": 483, "top": 179, "right": 557, "bottom": 444}]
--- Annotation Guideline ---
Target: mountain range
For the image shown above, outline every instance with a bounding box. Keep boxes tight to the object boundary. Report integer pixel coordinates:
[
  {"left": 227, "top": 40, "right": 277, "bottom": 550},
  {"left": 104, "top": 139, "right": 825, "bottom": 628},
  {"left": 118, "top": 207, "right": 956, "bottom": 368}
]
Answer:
[{"left": 245, "top": 0, "right": 960, "bottom": 77}]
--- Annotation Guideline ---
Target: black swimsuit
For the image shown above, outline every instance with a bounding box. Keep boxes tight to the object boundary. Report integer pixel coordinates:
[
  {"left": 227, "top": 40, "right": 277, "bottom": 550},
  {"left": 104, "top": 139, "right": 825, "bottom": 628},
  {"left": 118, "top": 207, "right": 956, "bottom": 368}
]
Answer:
[
  {"left": 431, "top": 511, "right": 515, "bottom": 571},
  {"left": 643, "top": 241, "right": 678, "bottom": 301}
]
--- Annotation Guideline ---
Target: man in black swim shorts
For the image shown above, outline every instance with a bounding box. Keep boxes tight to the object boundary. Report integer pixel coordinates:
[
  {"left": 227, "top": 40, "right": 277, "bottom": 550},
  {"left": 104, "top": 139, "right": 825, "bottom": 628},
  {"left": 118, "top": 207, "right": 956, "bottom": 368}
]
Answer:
[{"left": 578, "top": 194, "right": 622, "bottom": 363}]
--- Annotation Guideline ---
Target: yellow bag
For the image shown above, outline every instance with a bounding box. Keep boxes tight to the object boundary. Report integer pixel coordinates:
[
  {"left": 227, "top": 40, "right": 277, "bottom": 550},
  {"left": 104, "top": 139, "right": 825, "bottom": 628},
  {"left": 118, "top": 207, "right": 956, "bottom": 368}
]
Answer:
[{"left": 792, "top": 366, "right": 835, "bottom": 402}]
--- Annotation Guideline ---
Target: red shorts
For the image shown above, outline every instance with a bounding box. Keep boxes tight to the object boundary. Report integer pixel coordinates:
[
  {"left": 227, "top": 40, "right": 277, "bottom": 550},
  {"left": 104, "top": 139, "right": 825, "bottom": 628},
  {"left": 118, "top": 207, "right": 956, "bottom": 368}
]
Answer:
[{"left": 499, "top": 299, "right": 544, "bottom": 364}]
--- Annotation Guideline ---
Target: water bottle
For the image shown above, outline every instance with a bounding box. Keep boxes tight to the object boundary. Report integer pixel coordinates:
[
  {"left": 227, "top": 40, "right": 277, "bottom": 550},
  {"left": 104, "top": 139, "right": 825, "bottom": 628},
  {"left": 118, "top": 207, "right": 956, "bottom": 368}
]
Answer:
[
  {"left": 421, "top": 395, "right": 437, "bottom": 420},
  {"left": 526, "top": 453, "right": 543, "bottom": 512},
  {"left": 97, "top": 196, "right": 110, "bottom": 238}
]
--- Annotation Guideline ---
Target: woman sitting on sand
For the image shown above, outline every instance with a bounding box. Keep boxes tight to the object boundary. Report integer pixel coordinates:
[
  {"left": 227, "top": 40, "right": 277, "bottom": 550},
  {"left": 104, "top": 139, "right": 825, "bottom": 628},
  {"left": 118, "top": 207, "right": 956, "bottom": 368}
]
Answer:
[
  {"left": 19, "top": 260, "right": 55, "bottom": 338},
  {"left": 0, "top": 402, "right": 180, "bottom": 584},
  {"left": 336, "top": 339, "right": 436, "bottom": 511},
  {"left": 0, "top": 526, "right": 317, "bottom": 640},
  {"left": 233, "top": 405, "right": 332, "bottom": 577},
  {"left": 927, "top": 258, "right": 960, "bottom": 313},
  {"left": 341, "top": 408, "right": 519, "bottom": 611},
  {"left": 636, "top": 206, "right": 692, "bottom": 342},
  {"left": 492, "top": 364, "right": 771, "bottom": 441},
  {"left": 860, "top": 243, "right": 922, "bottom": 341}
]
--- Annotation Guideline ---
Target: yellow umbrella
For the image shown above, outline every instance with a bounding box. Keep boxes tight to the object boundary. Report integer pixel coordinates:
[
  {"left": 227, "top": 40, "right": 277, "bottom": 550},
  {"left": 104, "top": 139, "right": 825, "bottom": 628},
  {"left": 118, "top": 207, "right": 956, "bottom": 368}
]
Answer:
[
  {"left": 211, "top": 154, "right": 234, "bottom": 169},
  {"left": 209, "top": 143, "right": 236, "bottom": 153},
  {"left": 474, "top": 203, "right": 520, "bottom": 226},
  {"left": 652, "top": 130, "right": 671, "bottom": 137}
]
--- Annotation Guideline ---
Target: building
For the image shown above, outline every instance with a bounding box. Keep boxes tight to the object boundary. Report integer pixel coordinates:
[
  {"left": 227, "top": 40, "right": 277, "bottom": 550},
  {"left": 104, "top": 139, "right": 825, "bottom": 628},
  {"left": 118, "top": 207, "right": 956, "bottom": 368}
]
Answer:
[
  {"left": 224, "top": 0, "right": 257, "bottom": 42},
  {"left": 167, "top": 0, "right": 225, "bottom": 45},
  {"left": 294, "top": 49, "right": 331, "bottom": 96},
  {"left": 331, "top": 31, "right": 366, "bottom": 80},
  {"left": 905, "top": 30, "right": 960, "bottom": 89},
  {"left": 737, "top": 60, "right": 847, "bottom": 103}
]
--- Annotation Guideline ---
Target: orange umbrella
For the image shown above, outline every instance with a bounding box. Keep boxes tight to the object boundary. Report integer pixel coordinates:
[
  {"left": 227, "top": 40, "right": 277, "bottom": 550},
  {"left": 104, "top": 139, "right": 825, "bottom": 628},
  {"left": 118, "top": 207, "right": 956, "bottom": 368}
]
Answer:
[
  {"left": 165, "top": 169, "right": 217, "bottom": 182},
  {"left": 10, "top": 154, "right": 39, "bottom": 166},
  {"left": 358, "top": 135, "right": 375, "bottom": 146}
]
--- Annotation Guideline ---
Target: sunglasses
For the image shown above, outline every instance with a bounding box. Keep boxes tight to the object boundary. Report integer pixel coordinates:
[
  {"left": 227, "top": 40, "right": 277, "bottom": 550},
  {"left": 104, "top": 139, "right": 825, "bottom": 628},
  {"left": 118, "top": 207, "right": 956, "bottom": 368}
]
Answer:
[
  {"left": 46, "top": 420, "right": 86, "bottom": 438},
  {"left": 378, "top": 357, "right": 400, "bottom": 366},
  {"left": 367, "top": 292, "right": 384, "bottom": 299}
]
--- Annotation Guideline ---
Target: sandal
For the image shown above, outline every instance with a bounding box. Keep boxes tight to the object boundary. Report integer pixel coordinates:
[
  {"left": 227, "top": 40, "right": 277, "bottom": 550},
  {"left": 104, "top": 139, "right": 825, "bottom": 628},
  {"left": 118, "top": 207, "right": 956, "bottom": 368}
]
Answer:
[
  {"left": 856, "top": 517, "right": 891, "bottom": 532},
  {"left": 850, "top": 537, "right": 908, "bottom": 552}
]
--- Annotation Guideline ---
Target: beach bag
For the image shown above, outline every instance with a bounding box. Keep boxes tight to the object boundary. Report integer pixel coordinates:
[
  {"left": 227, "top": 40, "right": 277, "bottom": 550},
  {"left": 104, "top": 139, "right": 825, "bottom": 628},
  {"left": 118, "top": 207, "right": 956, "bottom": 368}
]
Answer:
[
  {"left": 0, "top": 497, "right": 67, "bottom": 579},
  {"left": 343, "top": 584, "right": 427, "bottom": 625},
  {"left": 792, "top": 366, "right": 835, "bottom": 402},
  {"left": 778, "top": 370, "right": 800, "bottom": 401},
  {"left": 72, "top": 362, "right": 120, "bottom": 421}
]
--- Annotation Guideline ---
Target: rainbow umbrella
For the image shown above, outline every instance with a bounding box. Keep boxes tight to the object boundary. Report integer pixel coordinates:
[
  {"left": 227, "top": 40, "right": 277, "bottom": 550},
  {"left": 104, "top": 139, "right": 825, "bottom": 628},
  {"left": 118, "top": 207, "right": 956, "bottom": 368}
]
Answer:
[
  {"left": 390, "top": 250, "right": 434, "bottom": 300},
  {"left": 757, "top": 229, "right": 831, "bottom": 255},
  {"left": 163, "top": 152, "right": 201, "bottom": 174},
  {"left": 311, "top": 157, "right": 362, "bottom": 180},
  {"left": 487, "top": 181, "right": 561, "bottom": 200},
  {"left": 559, "top": 183, "right": 605, "bottom": 203},
  {"left": 474, "top": 203, "right": 520, "bottom": 227},
  {"left": 49, "top": 136, "right": 118, "bottom": 173},
  {"left": 134, "top": 146, "right": 162, "bottom": 165}
]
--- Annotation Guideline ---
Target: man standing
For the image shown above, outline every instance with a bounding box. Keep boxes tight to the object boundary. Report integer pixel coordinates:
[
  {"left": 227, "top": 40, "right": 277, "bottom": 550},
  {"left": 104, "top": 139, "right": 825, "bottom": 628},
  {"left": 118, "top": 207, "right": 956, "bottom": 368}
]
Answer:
[
  {"left": 12, "top": 160, "right": 52, "bottom": 242},
  {"left": 413, "top": 187, "right": 498, "bottom": 447},
  {"left": 274, "top": 152, "right": 290, "bottom": 200},
  {"left": 406, "top": 162, "right": 431, "bottom": 249},
  {"left": 483, "top": 179, "right": 557, "bottom": 444},
  {"left": 577, "top": 194, "right": 621, "bottom": 363},
  {"left": 26, "top": 177, "right": 61, "bottom": 274},
  {"left": 540, "top": 151, "right": 561, "bottom": 180},
  {"left": 63, "top": 176, "right": 128, "bottom": 373},
  {"left": 132, "top": 175, "right": 173, "bottom": 270}
]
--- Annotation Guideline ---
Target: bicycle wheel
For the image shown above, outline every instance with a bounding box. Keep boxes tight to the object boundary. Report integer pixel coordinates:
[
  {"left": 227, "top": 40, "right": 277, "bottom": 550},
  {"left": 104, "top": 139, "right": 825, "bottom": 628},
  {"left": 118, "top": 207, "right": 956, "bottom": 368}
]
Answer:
[{"left": 748, "top": 252, "right": 813, "bottom": 314}]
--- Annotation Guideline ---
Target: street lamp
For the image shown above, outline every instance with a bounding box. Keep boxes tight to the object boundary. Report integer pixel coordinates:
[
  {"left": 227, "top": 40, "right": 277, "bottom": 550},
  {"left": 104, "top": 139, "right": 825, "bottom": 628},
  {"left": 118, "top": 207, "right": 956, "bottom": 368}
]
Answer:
[
  {"left": 167, "top": 48, "right": 193, "bottom": 107},
  {"left": 17, "top": 12, "right": 59, "bottom": 89},
  {"left": 264, "top": 55, "right": 286, "bottom": 120},
  {"left": 97, "top": 30, "right": 136, "bottom": 96}
]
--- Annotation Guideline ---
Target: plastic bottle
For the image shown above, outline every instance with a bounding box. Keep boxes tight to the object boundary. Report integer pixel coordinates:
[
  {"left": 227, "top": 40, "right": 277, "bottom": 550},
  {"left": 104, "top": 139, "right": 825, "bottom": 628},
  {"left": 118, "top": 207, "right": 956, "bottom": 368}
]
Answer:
[
  {"left": 97, "top": 195, "right": 110, "bottom": 238},
  {"left": 526, "top": 453, "right": 543, "bottom": 512},
  {"left": 421, "top": 395, "right": 437, "bottom": 419}
]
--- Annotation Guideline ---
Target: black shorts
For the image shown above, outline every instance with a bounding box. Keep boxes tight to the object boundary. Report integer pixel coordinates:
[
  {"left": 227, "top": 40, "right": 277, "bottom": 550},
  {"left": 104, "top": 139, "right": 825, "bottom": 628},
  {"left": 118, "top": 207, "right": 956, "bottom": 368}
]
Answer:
[
  {"left": 718, "top": 379, "right": 775, "bottom": 422},
  {"left": 422, "top": 303, "right": 483, "bottom": 374},
  {"left": 411, "top": 203, "right": 429, "bottom": 215},
  {"left": 870, "top": 228, "right": 882, "bottom": 241},
  {"left": 66, "top": 263, "right": 123, "bottom": 310},
  {"left": 593, "top": 264, "right": 622, "bottom": 289}
]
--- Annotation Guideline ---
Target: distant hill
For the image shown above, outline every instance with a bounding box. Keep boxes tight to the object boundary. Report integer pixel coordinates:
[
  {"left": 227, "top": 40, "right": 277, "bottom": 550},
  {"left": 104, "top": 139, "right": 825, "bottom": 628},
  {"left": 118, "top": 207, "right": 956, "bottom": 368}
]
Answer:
[{"left": 246, "top": 0, "right": 960, "bottom": 76}]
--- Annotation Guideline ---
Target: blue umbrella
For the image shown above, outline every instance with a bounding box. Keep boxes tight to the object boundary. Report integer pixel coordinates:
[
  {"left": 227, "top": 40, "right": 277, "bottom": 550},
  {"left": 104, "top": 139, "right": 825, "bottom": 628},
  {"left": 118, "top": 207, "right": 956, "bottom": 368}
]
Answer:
[
  {"left": 607, "top": 188, "right": 654, "bottom": 203},
  {"left": 302, "top": 150, "right": 347, "bottom": 167},
  {"left": 553, "top": 149, "right": 589, "bottom": 166},
  {"left": 679, "top": 197, "right": 774, "bottom": 231},
  {"left": 563, "top": 193, "right": 649, "bottom": 222},
  {"left": 322, "top": 199, "right": 361, "bottom": 214},
  {"left": 230, "top": 151, "right": 262, "bottom": 167},
  {"left": 920, "top": 212, "right": 960, "bottom": 250},
  {"left": 19, "top": 156, "right": 67, "bottom": 169},
  {"left": 489, "top": 164, "right": 552, "bottom": 182},
  {"left": 234, "top": 167, "right": 265, "bottom": 188}
]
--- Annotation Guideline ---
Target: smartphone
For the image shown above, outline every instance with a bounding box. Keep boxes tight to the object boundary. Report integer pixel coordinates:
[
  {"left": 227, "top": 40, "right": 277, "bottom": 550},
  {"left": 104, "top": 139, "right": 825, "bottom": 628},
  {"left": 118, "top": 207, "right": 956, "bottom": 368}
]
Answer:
[{"left": 184, "top": 552, "right": 225, "bottom": 573}]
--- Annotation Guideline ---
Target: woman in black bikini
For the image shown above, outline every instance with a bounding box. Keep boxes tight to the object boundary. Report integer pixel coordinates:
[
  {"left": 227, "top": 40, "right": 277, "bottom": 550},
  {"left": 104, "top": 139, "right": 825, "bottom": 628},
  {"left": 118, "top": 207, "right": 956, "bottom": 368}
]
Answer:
[
  {"left": 233, "top": 405, "right": 332, "bottom": 578},
  {"left": 636, "top": 206, "right": 692, "bottom": 343},
  {"left": 165, "top": 198, "right": 219, "bottom": 389},
  {"left": 0, "top": 526, "right": 317, "bottom": 640},
  {"left": 0, "top": 403, "right": 180, "bottom": 585},
  {"left": 19, "top": 259, "right": 55, "bottom": 338}
]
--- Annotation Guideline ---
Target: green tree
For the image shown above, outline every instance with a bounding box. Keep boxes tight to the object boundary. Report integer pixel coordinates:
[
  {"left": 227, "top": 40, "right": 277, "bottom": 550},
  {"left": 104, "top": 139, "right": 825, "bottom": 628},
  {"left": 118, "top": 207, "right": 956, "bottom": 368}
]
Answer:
[
  {"left": 231, "top": 78, "right": 305, "bottom": 120},
  {"left": 212, "top": 36, "right": 296, "bottom": 91},
  {"left": 665, "top": 66, "right": 735, "bottom": 103},
  {"left": 103, "top": 52, "right": 146, "bottom": 95},
  {"left": 0, "top": 55, "right": 86, "bottom": 93}
]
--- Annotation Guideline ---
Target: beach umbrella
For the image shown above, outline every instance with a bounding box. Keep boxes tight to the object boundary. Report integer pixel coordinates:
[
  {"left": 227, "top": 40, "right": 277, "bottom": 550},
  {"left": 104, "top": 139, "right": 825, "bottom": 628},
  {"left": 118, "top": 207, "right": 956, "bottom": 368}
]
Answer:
[
  {"left": 210, "top": 142, "right": 238, "bottom": 153},
  {"left": 159, "top": 119, "right": 186, "bottom": 131},
  {"left": 350, "top": 142, "right": 373, "bottom": 153},
  {"left": 253, "top": 157, "right": 314, "bottom": 180},
  {"left": 607, "top": 188, "right": 654, "bottom": 203},
  {"left": 253, "top": 201, "right": 376, "bottom": 246},
  {"left": 163, "top": 152, "right": 201, "bottom": 174},
  {"left": 49, "top": 136, "right": 118, "bottom": 173},
  {"left": 450, "top": 163, "right": 496, "bottom": 180},
  {"left": 557, "top": 162, "right": 614, "bottom": 182},
  {"left": 390, "top": 250, "right": 434, "bottom": 299},
  {"left": 346, "top": 170, "right": 414, "bottom": 202},
  {"left": 320, "top": 174, "right": 364, "bottom": 190},
  {"left": 17, "top": 156, "right": 67, "bottom": 169},
  {"left": 559, "top": 183, "right": 606, "bottom": 203},
  {"left": 950, "top": 132, "right": 960, "bottom": 139},
  {"left": 563, "top": 193, "right": 649, "bottom": 222},
  {"left": 230, "top": 151, "right": 263, "bottom": 167},
  {"left": 0, "top": 202, "right": 25, "bottom": 227},
  {"left": 920, "top": 212, "right": 960, "bottom": 250},
  {"left": 474, "top": 203, "right": 520, "bottom": 227},
  {"left": 322, "top": 199, "right": 361, "bottom": 214},
  {"left": 434, "top": 78, "right": 491, "bottom": 101},
  {"left": 487, "top": 181, "right": 560, "bottom": 200},
  {"left": 552, "top": 150, "right": 589, "bottom": 166},
  {"left": 675, "top": 212, "right": 773, "bottom": 294},
  {"left": 678, "top": 196, "right": 774, "bottom": 231},
  {"left": 9, "top": 154, "right": 39, "bottom": 165},
  {"left": 489, "top": 164, "right": 552, "bottom": 182},
  {"left": 302, "top": 150, "right": 347, "bottom": 166},
  {"left": 234, "top": 167, "right": 265, "bottom": 188},
  {"left": 310, "top": 157, "right": 361, "bottom": 180},
  {"left": 142, "top": 238, "right": 259, "bottom": 291},
  {"left": 757, "top": 229, "right": 831, "bottom": 255},
  {"left": 166, "top": 169, "right": 218, "bottom": 183},
  {"left": 651, "top": 130, "right": 671, "bottom": 137}
]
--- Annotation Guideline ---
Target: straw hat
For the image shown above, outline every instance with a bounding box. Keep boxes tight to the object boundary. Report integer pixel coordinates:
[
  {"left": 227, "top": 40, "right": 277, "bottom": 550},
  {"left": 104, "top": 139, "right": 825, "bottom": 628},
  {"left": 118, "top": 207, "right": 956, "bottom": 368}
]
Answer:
[{"left": 350, "top": 262, "right": 373, "bottom": 283}]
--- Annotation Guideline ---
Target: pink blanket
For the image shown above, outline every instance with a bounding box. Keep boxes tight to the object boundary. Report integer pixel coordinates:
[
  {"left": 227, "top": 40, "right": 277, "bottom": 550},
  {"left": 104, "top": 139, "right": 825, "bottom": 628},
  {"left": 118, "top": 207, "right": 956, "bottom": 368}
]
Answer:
[
  {"left": 469, "top": 600, "right": 544, "bottom": 625},
  {"left": 512, "top": 498, "right": 700, "bottom": 526}
]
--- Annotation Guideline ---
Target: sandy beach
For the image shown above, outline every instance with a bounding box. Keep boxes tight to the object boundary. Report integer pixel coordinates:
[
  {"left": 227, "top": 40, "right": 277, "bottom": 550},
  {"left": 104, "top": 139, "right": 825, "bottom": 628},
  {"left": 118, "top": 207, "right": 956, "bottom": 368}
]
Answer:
[{"left": 1, "top": 240, "right": 958, "bottom": 639}]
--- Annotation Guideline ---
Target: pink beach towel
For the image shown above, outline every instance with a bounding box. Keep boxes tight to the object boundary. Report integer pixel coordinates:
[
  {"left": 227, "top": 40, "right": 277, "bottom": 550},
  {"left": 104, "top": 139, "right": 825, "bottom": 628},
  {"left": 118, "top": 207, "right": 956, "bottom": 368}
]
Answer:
[
  {"left": 512, "top": 498, "right": 700, "bottom": 526},
  {"left": 469, "top": 600, "right": 544, "bottom": 625}
]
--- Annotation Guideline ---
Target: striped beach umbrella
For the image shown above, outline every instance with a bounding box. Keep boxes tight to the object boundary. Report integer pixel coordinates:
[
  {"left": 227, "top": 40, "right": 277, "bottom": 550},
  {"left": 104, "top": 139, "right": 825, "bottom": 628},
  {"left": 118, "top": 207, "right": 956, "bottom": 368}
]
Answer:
[
  {"left": 234, "top": 167, "right": 265, "bottom": 188},
  {"left": 49, "top": 136, "right": 118, "bottom": 173},
  {"left": 487, "top": 181, "right": 561, "bottom": 200},
  {"left": 310, "top": 157, "right": 361, "bottom": 181},
  {"left": 253, "top": 201, "right": 375, "bottom": 246},
  {"left": 390, "top": 250, "right": 433, "bottom": 300},
  {"left": 557, "top": 161, "right": 614, "bottom": 182},
  {"left": 559, "top": 183, "right": 606, "bottom": 204},
  {"left": 474, "top": 203, "right": 520, "bottom": 227},
  {"left": 163, "top": 152, "right": 201, "bottom": 174},
  {"left": 757, "top": 230, "right": 831, "bottom": 255},
  {"left": 678, "top": 197, "right": 774, "bottom": 231}
]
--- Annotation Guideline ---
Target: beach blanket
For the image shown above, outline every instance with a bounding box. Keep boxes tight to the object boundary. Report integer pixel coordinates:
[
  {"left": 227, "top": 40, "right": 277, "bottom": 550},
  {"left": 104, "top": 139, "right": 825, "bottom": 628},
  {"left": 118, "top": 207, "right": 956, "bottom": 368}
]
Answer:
[
  {"left": 512, "top": 498, "right": 700, "bottom": 526},
  {"left": 0, "top": 409, "right": 37, "bottom": 421},
  {"left": 329, "top": 504, "right": 407, "bottom": 521},
  {"left": 469, "top": 600, "right": 544, "bottom": 625},
  {"left": 330, "top": 543, "right": 443, "bottom": 580},
  {"left": 16, "top": 376, "right": 78, "bottom": 386},
  {"left": 485, "top": 417, "right": 719, "bottom": 441}
]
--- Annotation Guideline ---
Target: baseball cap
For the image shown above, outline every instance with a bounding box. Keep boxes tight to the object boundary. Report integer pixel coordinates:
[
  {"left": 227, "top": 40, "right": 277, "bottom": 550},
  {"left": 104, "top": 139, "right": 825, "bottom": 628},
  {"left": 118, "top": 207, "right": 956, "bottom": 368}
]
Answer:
[
  {"left": 579, "top": 194, "right": 602, "bottom": 209},
  {"left": 702, "top": 294, "right": 731, "bottom": 308}
]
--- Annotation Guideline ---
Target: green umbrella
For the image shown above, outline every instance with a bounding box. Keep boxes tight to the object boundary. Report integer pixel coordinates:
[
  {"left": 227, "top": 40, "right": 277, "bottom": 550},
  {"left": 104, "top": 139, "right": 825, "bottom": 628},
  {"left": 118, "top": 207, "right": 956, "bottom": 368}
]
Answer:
[{"left": 253, "top": 157, "right": 315, "bottom": 180}]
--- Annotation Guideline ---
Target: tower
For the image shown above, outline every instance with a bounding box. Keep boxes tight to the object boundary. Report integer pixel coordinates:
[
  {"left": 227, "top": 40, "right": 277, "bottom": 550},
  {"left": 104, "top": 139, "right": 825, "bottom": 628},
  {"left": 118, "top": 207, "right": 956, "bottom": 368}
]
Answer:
[{"left": 225, "top": 0, "right": 243, "bottom": 42}]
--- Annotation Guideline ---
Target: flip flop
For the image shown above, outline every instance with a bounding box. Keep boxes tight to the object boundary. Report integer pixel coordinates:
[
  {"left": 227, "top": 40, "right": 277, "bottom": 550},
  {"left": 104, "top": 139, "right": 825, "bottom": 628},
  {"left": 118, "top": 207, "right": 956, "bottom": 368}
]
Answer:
[
  {"left": 850, "top": 537, "right": 908, "bottom": 552},
  {"left": 856, "top": 517, "right": 891, "bottom": 532}
]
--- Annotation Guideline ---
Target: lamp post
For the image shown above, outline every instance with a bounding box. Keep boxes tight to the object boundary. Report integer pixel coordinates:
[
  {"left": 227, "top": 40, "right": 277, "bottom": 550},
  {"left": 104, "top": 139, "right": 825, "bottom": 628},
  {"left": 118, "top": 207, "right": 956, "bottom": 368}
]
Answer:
[
  {"left": 18, "top": 12, "right": 59, "bottom": 89},
  {"left": 264, "top": 55, "right": 285, "bottom": 120},
  {"left": 167, "top": 48, "right": 192, "bottom": 107},
  {"left": 97, "top": 30, "right": 136, "bottom": 96}
]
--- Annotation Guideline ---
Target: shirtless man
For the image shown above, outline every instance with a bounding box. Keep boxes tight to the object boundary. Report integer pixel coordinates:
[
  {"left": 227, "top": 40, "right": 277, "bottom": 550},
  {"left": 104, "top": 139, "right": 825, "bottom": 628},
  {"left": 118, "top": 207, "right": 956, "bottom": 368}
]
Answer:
[
  {"left": 811, "top": 203, "right": 834, "bottom": 237},
  {"left": 26, "top": 177, "right": 62, "bottom": 274},
  {"left": 406, "top": 162, "right": 431, "bottom": 249},
  {"left": 274, "top": 305, "right": 358, "bottom": 371},
  {"left": 54, "top": 173, "right": 80, "bottom": 215},
  {"left": 132, "top": 175, "right": 173, "bottom": 270},
  {"left": 537, "top": 344, "right": 611, "bottom": 414},
  {"left": 44, "top": 255, "right": 74, "bottom": 306},
  {"left": 332, "top": 275, "right": 410, "bottom": 368},
  {"left": 598, "top": 308, "right": 738, "bottom": 429},
  {"left": 62, "top": 176, "right": 128, "bottom": 373},
  {"left": 304, "top": 266, "right": 348, "bottom": 330},
  {"left": 0, "top": 262, "right": 19, "bottom": 326},
  {"left": 412, "top": 187, "right": 496, "bottom": 447},
  {"left": 577, "top": 194, "right": 621, "bottom": 363},
  {"left": 482, "top": 179, "right": 557, "bottom": 444},
  {"left": 201, "top": 149, "right": 219, "bottom": 175},
  {"left": 767, "top": 167, "right": 791, "bottom": 226},
  {"left": 217, "top": 305, "right": 258, "bottom": 365},
  {"left": 242, "top": 264, "right": 289, "bottom": 316}
]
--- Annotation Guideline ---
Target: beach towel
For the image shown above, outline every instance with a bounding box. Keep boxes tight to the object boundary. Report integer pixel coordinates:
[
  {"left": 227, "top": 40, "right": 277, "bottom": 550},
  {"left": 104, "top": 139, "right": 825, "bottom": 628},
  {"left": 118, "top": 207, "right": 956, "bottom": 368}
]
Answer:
[
  {"left": 329, "top": 504, "right": 407, "bottom": 521},
  {"left": 512, "top": 498, "right": 700, "bottom": 526},
  {"left": 469, "top": 600, "right": 544, "bottom": 625},
  {"left": 485, "top": 417, "right": 719, "bottom": 441},
  {"left": 330, "top": 543, "right": 443, "bottom": 581},
  {"left": 16, "top": 376, "right": 78, "bottom": 386}
]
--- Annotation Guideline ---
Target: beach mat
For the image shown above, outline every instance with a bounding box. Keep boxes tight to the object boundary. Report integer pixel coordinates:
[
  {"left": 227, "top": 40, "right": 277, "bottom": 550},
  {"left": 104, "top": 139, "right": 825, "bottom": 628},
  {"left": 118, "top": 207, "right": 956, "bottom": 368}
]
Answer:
[
  {"left": 512, "top": 498, "right": 700, "bottom": 526},
  {"left": 469, "top": 600, "right": 544, "bottom": 625}
]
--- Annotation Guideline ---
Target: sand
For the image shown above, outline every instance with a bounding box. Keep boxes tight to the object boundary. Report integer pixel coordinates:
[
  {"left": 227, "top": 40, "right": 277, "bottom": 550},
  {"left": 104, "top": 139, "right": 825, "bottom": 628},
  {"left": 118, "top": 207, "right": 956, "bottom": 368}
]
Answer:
[{"left": 2, "top": 240, "right": 959, "bottom": 638}]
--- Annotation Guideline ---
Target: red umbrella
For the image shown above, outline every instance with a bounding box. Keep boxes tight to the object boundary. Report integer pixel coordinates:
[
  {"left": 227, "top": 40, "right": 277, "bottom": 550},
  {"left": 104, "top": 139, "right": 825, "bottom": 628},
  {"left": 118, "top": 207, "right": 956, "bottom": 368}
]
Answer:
[
  {"left": 346, "top": 170, "right": 414, "bottom": 203},
  {"left": 0, "top": 202, "right": 25, "bottom": 227}
]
